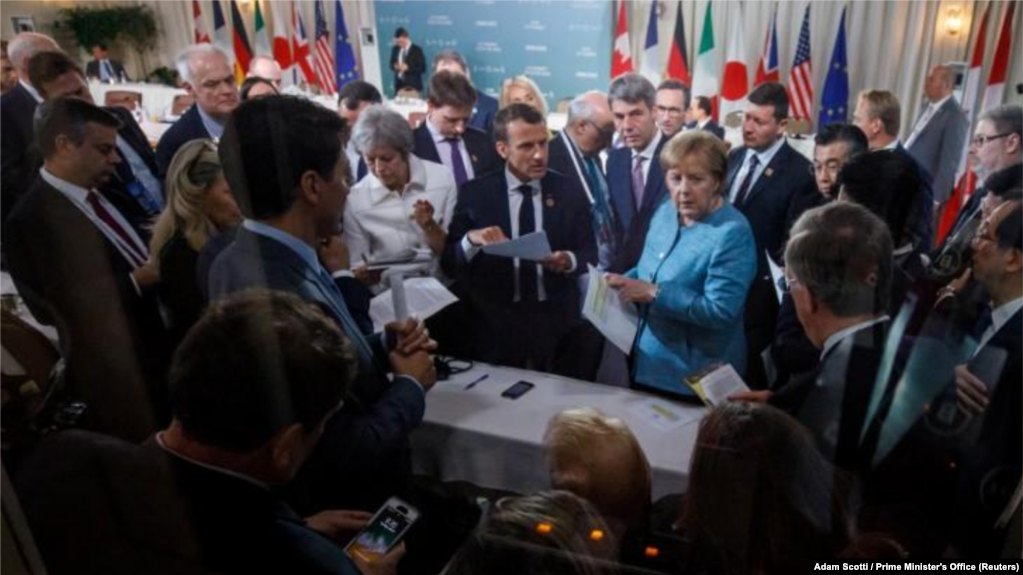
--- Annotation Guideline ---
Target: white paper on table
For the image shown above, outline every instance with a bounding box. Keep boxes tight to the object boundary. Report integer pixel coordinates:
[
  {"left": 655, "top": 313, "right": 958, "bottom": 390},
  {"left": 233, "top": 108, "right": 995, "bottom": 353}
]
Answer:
[
  {"left": 582, "top": 265, "right": 638, "bottom": 355},
  {"left": 629, "top": 398, "right": 702, "bottom": 431},
  {"left": 698, "top": 364, "right": 750, "bottom": 406},
  {"left": 481, "top": 231, "right": 551, "bottom": 261},
  {"left": 370, "top": 277, "right": 459, "bottom": 332},
  {"left": 766, "top": 249, "right": 785, "bottom": 304}
]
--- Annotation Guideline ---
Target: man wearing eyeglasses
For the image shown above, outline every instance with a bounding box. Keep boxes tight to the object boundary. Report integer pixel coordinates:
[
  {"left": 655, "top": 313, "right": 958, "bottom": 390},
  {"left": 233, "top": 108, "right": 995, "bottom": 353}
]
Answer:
[{"left": 653, "top": 79, "right": 690, "bottom": 138}]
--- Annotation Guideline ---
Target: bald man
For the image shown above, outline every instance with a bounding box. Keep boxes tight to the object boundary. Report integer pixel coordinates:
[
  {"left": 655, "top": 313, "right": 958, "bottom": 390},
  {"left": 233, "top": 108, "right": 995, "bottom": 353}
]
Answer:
[
  {"left": 1, "top": 31, "right": 60, "bottom": 222},
  {"left": 905, "top": 65, "right": 969, "bottom": 208}
]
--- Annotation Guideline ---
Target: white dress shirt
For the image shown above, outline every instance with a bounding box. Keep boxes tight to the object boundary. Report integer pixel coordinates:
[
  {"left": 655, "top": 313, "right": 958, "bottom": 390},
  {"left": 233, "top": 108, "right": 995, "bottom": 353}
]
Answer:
[
  {"left": 426, "top": 117, "right": 475, "bottom": 182},
  {"left": 974, "top": 297, "right": 1023, "bottom": 358},
  {"left": 728, "top": 135, "right": 786, "bottom": 203},
  {"left": 20, "top": 79, "right": 43, "bottom": 103},
  {"left": 344, "top": 155, "right": 457, "bottom": 265},
  {"left": 905, "top": 94, "right": 953, "bottom": 148},
  {"left": 820, "top": 315, "right": 890, "bottom": 361}
]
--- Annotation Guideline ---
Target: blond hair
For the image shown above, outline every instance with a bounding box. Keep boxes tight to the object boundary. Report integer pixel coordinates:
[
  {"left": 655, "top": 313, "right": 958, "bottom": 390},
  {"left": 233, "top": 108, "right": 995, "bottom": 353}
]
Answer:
[
  {"left": 660, "top": 130, "right": 729, "bottom": 189},
  {"left": 500, "top": 75, "right": 549, "bottom": 116}
]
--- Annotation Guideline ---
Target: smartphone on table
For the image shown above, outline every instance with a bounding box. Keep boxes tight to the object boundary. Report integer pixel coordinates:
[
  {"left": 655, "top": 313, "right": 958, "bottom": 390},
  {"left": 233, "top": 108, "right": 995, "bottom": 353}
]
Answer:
[
  {"left": 344, "top": 497, "right": 419, "bottom": 562},
  {"left": 501, "top": 380, "right": 535, "bottom": 399}
]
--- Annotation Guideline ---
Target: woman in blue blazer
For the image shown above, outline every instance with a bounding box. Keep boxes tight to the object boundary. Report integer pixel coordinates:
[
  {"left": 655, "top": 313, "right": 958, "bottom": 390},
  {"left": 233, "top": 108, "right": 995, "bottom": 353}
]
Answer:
[{"left": 608, "top": 132, "right": 757, "bottom": 397}]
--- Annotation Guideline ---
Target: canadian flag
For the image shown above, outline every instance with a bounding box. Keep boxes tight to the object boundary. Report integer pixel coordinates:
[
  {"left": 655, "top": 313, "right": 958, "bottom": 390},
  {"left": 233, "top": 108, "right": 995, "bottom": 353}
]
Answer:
[
  {"left": 194, "top": 0, "right": 210, "bottom": 44},
  {"left": 981, "top": 1, "right": 1015, "bottom": 112},
  {"left": 612, "top": 0, "right": 633, "bottom": 79}
]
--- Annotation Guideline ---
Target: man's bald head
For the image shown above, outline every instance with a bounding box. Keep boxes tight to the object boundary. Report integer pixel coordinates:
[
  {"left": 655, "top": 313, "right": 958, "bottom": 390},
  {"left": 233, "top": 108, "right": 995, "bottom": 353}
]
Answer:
[
  {"left": 924, "top": 65, "right": 955, "bottom": 102},
  {"left": 8, "top": 32, "right": 60, "bottom": 78}
]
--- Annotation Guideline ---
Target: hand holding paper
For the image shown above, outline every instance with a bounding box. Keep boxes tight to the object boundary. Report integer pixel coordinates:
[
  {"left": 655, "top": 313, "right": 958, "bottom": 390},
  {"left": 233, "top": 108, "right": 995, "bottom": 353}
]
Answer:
[
  {"left": 481, "top": 231, "right": 552, "bottom": 261},
  {"left": 582, "top": 265, "right": 638, "bottom": 354}
]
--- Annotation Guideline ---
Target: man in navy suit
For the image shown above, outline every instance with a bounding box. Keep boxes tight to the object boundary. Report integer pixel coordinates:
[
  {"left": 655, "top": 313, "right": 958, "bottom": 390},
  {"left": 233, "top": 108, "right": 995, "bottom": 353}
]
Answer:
[
  {"left": 336, "top": 80, "right": 382, "bottom": 182},
  {"left": 432, "top": 49, "right": 499, "bottom": 136},
  {"left": 389, "top": 27, "right": 425, "bottom": 94},
  {"left": 653, "top": 79, "right": 690, "bottom": 138},
  {"left": 1, "top": 31, "right": 59, "bottom": 223},
  {"left": 724, "top": 82, "right": 818, "bottom": 388},
  {"left": 606, "top": 73, "right": 669, "bottom": 273},
  {"left": 85, "top": 42, "right": 128, "bottom": 82},
  {"left": 208, "top": 95, "right": 436, "bottom": 514},
  {"left": 687, "top": 95, "right": 725, "bottom": 140},
  {"left": 442, "top": 104, "right": 596, "bottom": 373},
  {"left": 413, "top": 70, "right": 500, "bottom": 188},
  {"left": 155, "top": 44, "right": 239, "bottom": 176}
]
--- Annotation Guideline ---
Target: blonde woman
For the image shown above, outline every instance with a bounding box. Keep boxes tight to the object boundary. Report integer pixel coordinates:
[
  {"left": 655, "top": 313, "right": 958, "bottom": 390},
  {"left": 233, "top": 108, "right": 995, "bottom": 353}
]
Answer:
[
  {"left": 149, "top": 139, "right": 242, "bottom": 344},
  {"left": 500, "top": 75, "right": 549, "bottom": 117}
]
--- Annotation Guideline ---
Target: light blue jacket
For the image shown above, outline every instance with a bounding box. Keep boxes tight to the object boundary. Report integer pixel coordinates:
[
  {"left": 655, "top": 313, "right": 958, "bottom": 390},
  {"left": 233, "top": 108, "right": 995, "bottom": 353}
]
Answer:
[{"left": 627, "top": 201, "right": 757, "bottom": 395}]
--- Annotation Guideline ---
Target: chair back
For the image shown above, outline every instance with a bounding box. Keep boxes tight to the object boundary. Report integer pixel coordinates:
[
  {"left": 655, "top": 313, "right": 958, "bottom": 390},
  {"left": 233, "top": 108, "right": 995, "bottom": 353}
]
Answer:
[{"left": 104, "top": 90, "right": 143, "bottom": 111}]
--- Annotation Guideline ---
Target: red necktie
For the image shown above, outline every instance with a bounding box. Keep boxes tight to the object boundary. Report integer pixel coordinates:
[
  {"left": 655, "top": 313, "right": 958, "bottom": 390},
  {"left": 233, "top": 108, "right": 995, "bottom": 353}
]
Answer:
[{"left": 86, "top": 191, "right": 147, "bottom": 268}]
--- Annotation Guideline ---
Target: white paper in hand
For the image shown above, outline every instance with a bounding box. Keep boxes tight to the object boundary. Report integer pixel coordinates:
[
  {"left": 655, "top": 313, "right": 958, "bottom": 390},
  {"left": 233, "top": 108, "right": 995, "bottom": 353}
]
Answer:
[
  {"left": 370, "top": 277, "right": 459, "bottom": 333},
  {"left": 582, "top": 265, "right": 638, "bottom": 354},
  {"left": 697, "top": 364, "right": 749, "bottom": 406},
  {"left": 481, "top": 231, "right": 552, "bottom": 261}
]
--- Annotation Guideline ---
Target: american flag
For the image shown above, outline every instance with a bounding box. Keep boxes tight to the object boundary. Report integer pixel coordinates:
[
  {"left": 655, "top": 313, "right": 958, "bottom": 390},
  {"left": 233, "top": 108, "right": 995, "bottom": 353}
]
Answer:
[
  {"left": 788, "top": 6, "right": 814, "bottom": 121},
  {"left": 313, "top": 0, "right": 336, "bottom": 95}
]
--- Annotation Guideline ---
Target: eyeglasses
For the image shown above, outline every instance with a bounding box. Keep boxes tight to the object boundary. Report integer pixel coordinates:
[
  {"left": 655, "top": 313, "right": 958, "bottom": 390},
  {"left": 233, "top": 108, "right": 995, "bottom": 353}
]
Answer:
[
  {"left": 778, "top": 275, "right": 801, "bottom": 294},
  {"left": 654, "top": 105, "right": 685, "bottom": 117},
  {"left": 970, "top": 133, "right": 1011, "bottom": 147}
]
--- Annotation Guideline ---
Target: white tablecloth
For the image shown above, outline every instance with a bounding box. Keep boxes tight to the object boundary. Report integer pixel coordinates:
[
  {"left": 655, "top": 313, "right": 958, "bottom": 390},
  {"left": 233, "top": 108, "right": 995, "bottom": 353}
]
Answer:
[
  {"left": 411, "top": 362, "right": 706, "bottom": 498},
  {"left": 89, "top": 81, "right": 187, "bottom": 120}
]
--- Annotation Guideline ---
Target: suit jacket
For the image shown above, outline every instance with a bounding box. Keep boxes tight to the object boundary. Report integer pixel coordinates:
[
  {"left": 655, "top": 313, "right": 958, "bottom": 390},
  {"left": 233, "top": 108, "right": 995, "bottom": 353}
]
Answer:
[
  {"left": 606, "top": 136, "right": 670, "bottom": 273},
  {"left": 155, "top": 105, "right": 210, "bottom": 177},
  {"left": 1, "top": 83, "right": 40, "bottom": 222},
  {"left": 104, "top": 106, "right": 163, "bottom": 224},
  {"left": 700, "top": 120, "right": 725, "bottom": 140},
  {"left": 413, "top": 121, "right": 501, "bottom": 181},
  {"left": 86, "top": 58, "right": 128, "bottom": 81},
  {"left": 548, "top": 132, "right": 617, "bottom": 267},
  {"left": 906, "top": 97, "right": 969, "bottom": 204},
  {"left": 2, "top": 178, "right": 169, "bottom": 442},
  {"left": 469, "top": 89, "right": 499, "bottom": 135},
  {"left": 207, "top": 226, "right": 425, "bottom": 511},
  {"left": 389, "top": 43, "right": 426, "bottom": 92},
  {"left": 892, "top": 143, "right": 935, "bottom": 253}
]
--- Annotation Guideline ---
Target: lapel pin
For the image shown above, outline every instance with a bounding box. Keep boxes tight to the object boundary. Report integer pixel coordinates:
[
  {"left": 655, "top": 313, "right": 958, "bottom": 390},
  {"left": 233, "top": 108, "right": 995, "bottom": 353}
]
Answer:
[
  {"left": 765, "top": 168, "right": 774, "bottom": 178},
  {"left": 545, "top": 195, "right": 555, "bottom": 208},
  {"left": 471, "top": 155, "right": 478, "bottom": 163}
]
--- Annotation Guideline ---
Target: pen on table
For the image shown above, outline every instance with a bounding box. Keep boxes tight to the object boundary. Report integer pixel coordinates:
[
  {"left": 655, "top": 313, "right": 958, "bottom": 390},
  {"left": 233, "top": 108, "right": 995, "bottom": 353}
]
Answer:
[{"left": 464, "top": 374, "right": 489, "bottom": 390}]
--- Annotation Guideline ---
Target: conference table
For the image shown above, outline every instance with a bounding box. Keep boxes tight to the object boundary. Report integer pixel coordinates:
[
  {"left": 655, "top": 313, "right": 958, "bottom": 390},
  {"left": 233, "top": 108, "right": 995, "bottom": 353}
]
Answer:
[
  {"left": 89, "top": 81, "right": 187, "bottom": 120},
  {"left": 410, "top": 361, "right": 707, "bottom": 499}
]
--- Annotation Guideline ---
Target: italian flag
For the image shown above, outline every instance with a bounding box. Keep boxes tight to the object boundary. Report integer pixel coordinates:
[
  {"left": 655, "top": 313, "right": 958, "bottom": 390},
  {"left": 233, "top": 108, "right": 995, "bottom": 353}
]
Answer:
[{"left": 691, "top": 2, "right": 719, "bottom": 120}]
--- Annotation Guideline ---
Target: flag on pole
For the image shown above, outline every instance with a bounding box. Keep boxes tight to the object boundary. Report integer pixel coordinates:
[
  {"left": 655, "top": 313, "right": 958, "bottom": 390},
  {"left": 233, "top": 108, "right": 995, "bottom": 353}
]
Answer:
[
  {"left": 691, "top": 2, "right": 719, "bottom": 120},
  {"left": 212, "top": 0, "right": 233, "bottom": 61},
  {"left": 313, "top": 0, "right": 336, "bottom": 95},
  {"left": 335, "top": 0, "right": 358, "bottom": 89},
  {"left": 194, "top": 0, "right": 210, "bottom": 44},
  {"left": 229, "top": 0, "right": 253, "bottom": 83},
  {"left": 270, "top": 0, "right": 293, "bottom": 85},
  {"left": 666, "top": 1, "right": 690, "bottom": 84},
  {"left": 788, "top": 6, "right": 814, "bottom": 121},
  {"left": 253, "top": 0, "right": 271, "bottom": 56},
  {"left": 754, "top": 7, "right": 779, "bottom": 86},
  {"left": 612, "top": 0, "right": 632, "bottom": 78},
  {"left": 292, "top": 2, "right": 317, "bottom": 85},
  {"left": 818, "top": 6, "right": 849, "bottom": 127},
  {"left": 719, "top": 2, "right": 748, "bottom": 120},
  {"left": 640, "top": 2, "right": 661, "bottom": 85},
  {"left": 981, "top": 1, "right": 1016, "bottom": 112}
]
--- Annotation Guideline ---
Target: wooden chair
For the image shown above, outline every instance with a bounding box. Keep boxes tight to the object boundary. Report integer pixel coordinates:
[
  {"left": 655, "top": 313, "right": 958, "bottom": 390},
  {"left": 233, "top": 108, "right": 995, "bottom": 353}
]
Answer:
[
  {"left": 103, "top": 90, "right": 143, "bottom": 112},
  {"left": 170, "top": 94, "right": 194, "bottom": 117}
]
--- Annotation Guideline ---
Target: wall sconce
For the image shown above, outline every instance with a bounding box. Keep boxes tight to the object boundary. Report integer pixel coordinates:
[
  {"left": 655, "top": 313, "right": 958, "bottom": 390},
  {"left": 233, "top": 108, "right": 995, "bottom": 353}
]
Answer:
[{"left": 946, "top": 7, "right": 964, "bottom": 36}]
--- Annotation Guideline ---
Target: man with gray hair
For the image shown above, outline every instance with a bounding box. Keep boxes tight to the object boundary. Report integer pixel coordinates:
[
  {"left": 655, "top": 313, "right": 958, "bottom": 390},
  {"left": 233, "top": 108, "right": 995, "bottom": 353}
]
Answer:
[
  {"left": 1, "top": 31, "right": 60, "bottom": 222},
  {"left": 432, "top": 49, "right": 498, "bottom": 135},
  {"left": 155, "top": 44, "right": 239, "bottom": 175},
  {"left": 605, "top": 73, "right": 667, "bottom": 273},
  {"left": 246, "top": 54, "right": 282, "bottom": 88},
  {"left": 905, "top": 65, "right": 970, "bottom": 207}
]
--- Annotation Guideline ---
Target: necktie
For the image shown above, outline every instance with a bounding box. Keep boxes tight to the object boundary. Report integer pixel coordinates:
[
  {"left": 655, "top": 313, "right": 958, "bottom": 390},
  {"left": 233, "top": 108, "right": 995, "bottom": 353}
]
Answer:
[
  {"left": 585, "top": 156, "right": 617, "bottom": 267},
  {"left": 517, "top": 184, "right": 537, "bottom": 302},
  {"left": 905, "top": 106, "right": 935, "bottom": 148},
  {"left": 101, "top": 60, "right": 113, "bottom": 82},
  {"left": 86, "top": 191, "right": 147, "bottom": 268},
  {"left": 446, "top": 138, "right": 469, "bottom": 188},
  {"left": 734, "top": 155, "right": 761, "bottom": 207},
  {"left": 631, "top": 155, "right": 646, "bottom": 209}
]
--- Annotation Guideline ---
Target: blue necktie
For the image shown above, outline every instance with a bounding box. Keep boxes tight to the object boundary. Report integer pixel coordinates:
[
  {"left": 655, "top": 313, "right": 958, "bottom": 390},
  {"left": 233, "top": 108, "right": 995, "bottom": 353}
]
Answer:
[
  {"left": 584, "top": 157, "right": 618, "bottom": 269},
  {"left": 446, "top": 138, "right": 469, "bottom": 189}
]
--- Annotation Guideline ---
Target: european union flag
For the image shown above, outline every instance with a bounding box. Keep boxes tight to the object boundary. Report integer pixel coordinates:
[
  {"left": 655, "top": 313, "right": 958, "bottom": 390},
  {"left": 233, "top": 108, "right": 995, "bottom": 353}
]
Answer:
[
  {"left": 819, "top": 6, "right": 849, "bottom": 127},
  {"left": 335, "top": 0, "right": 358, "bottom": 88}
]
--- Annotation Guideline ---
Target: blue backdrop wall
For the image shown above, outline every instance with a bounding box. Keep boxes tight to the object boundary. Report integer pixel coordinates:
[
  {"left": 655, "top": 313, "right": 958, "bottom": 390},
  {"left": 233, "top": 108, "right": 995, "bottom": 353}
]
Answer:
[{"left": 375, "top": 0, "right": 612, "bottom": 104}]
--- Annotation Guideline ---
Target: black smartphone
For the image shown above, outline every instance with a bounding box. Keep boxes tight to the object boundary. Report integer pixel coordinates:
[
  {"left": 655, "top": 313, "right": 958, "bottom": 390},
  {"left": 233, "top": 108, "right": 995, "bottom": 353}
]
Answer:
[
  {"left": 344, "top": 497, "right": 419, "bottom": 562},
  {"left": 501, "top": 381, "right": 535, "bottom": 399}
]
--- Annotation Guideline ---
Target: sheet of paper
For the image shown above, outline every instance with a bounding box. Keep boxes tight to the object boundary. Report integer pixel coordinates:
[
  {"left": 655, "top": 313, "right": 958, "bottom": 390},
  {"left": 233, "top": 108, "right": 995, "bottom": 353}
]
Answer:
[
  {"left": 629, "top": 398, "right": 703, "bottom": 432},
  {"left": 481, "top": 231, "right": 552, "bottom": 261},
  {"left": 370, "top": 277, "right": 459, "bottom": 332},
  {"left": 695, "top": 364, "right": 749, "bottom": 406},
  {"left": 582, "top": 265, "right": 638, "bottom": 355},
  {"left": 766, "top": 249, "right": 785, "bottom": 304}
]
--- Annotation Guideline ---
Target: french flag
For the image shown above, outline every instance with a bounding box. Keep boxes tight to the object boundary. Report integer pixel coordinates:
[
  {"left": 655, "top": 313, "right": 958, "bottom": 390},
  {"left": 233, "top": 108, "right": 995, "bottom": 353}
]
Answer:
[{"left": 754, "top": 9, "right": 779, "bottom": 86}]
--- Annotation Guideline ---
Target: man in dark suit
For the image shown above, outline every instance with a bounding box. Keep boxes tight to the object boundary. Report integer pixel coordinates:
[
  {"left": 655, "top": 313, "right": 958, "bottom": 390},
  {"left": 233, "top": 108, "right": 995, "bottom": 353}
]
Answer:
[
  {"left": 85, "top": 42, "right": 127, "bottom": 82},
  {"left": 687, "top": 95, "right": 725, "bottom": 140},
  {"left": 949, "top": 199, "right": 1022, "bottom": 557},
  {"left": 0, "top": 31, "right": 59, "bottom": 223},
  {"left": 724, "top": 82, "right": 817, "bottom": 387},
  {"left": 337, "top": 80, "right": 383, "bottom": 182},
  {"left": 3, "top": 97, "right": 168, "bottom": 442},
  {"left": 207, "top": 95, "right": 436, "bottom": 514},
  {"left": 653, "top": 79, "right": 690, "bottom": 138},
  {"left": 155, "top": 44, "right": 239, "bottom": 175},
  {"left": 905, "top": 65, "right": 970, "bottom": 209},
  {"left": 389, "top": 27, "right": 425, "bottom": 94},
  {"left": 606, "top": 73, "right": 668, "bottom": 273},
  {"left": 29, "top": 51, "right": 163, "bottom": 223},
  {"left": 432, "top": 49, "right": 499, "bottom": 135},
  {"left": 442, "top": 104, "right": 596, "bottom": 374},
  {"left": 413, "top": 70, "right": 500, "bottom": 188}
]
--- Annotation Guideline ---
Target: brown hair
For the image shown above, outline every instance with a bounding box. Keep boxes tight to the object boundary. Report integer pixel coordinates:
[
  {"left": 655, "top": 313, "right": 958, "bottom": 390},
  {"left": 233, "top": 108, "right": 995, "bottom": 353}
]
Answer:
[{"left": 857, "top": 90, "right": 901, "bottom": 136}]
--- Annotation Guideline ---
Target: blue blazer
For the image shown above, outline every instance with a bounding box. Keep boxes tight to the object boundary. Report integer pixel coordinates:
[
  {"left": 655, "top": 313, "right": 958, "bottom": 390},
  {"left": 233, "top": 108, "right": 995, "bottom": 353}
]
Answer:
[
  {"left": 412, "top": 121, "right": 501, "bottom": 181},
  {"left": 606, "top": 136, "right": 670, "bottom": 273},
  {"left": 627, "top": 202, "right": 757, "bottom": 395},
  {"left": 155, "top": 105, "right": 210, "bottom": 177},
  {"left": 469, "top": 89, "right": 499, "bottom": 135}
]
